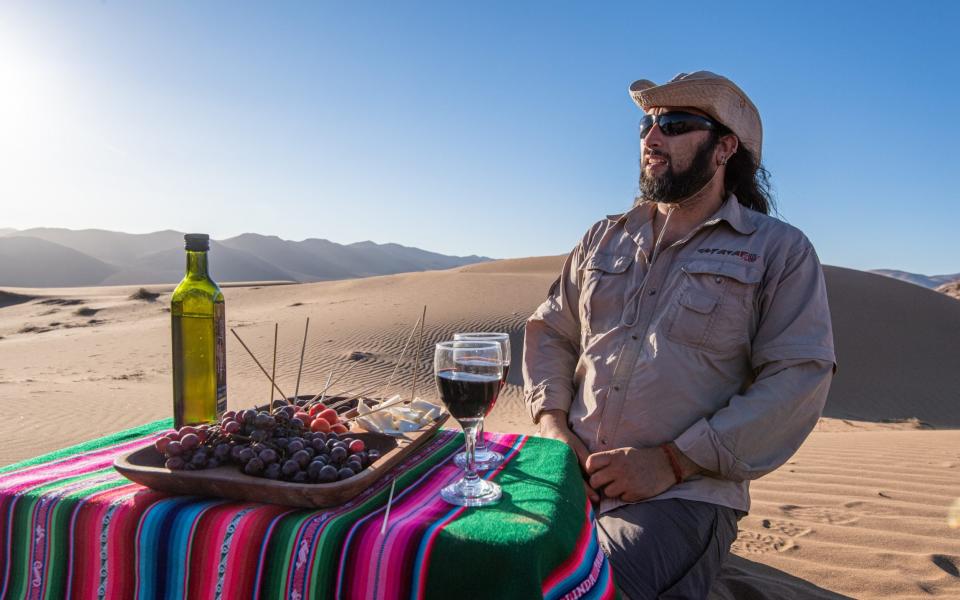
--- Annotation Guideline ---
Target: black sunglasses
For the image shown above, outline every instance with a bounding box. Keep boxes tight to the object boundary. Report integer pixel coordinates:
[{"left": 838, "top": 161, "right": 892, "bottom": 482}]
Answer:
[{"left": 639, "top": 111, "right": 718, "bottom": 139}]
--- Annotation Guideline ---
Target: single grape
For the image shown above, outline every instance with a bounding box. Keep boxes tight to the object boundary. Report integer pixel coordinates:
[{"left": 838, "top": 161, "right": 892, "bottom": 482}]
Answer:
[
  {"left": 264, "top": 463, "right": 282, "bottom": 479},
  {"left": 214, "top": 443, "right": 231, "bottom": 460},
  {"left": 155, "top": 437, "right": 171, "bottom": 454},
  {"left": 223, "top": 420, "right": 241, "bottom": 434},
  {"left": 250, "top": 429, "right": 268, "bottom": 443},
  {"left": 259, "top": 448, "right": 278, "bottom": 464},
  {"left": 222, "top": 410, "right": 237, "bottom": 421},
  {"left": 292, "top": 471, "right": 308, "bottom": 483},
  {"left": 165, "top": 457, "right": 186, "bottom": 470},
  {"left": 179, "top": 426, "right": 199, "bottom": 437},
  {"left": 291, "top": 417, "right": 305, "bottom": 430},
  {"left": 180, "top": 433, "right": 200, "bottom": 451},
  {"left": 165, "top": 430, "right": 181, "bottom": 442},
  {"left": 327, "top": 432, "right": 340, "bottom": 441},
  {"left": 287, "top": 440, "right": 305, "bottom": 454},
  {"left": 292, "top": 450, "right": 311, "bottom": 468},
  {"left": 238, "top": 447, "right": 256, "bottom": 464},
  {"left": 368, "top": 449, "right": 381, "bottom": 462},
  {"left": 330, "top": 446, "right": 348, "bottom": 463},
  {"left": 348, "top": 439, "right": 365, "bottom": 453},
  {"left": 166, "top": 441, "right": 184, "bottom": 457},
  {"left": 273, "top": 437, "right": 289, "bottom": 449},
  {"left": 281, "top": 460, "right": 300, "bottom": 476},
  {"left": 337, "top": 467, "right": 355, "bottom": 481},
  {"left": 317, "top": 465, "right": 338, "bottom": 483},
  {"left": 244, "top": 457, "right": 265, "bottom": 476}
]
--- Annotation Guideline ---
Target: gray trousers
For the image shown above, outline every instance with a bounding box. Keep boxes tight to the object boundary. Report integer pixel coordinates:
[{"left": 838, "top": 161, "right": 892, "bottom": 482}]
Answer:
[{"left": 596, "top": 499, "right": 741, "bottom": 600}]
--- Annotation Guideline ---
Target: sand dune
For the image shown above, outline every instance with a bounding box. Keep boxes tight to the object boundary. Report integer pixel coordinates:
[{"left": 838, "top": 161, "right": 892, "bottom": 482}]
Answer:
[{"left": 1, "top": 257, "right": 958, "bottom": 598}]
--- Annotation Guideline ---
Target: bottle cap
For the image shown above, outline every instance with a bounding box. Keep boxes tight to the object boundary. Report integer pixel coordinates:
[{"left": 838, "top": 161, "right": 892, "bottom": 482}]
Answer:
[{"left": 184, "top": 233, "right": 210, "bottom": 252}]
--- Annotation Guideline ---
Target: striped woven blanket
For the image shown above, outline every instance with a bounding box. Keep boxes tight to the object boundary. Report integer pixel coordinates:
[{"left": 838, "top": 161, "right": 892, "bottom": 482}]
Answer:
[{"left": 0, "top": 420, "right": 616, "bottom": 599}]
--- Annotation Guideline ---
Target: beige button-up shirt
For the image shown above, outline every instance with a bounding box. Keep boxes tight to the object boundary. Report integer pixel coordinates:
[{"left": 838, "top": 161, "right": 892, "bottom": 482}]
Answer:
[{"left": 523, "top": 195, "right": 836, "bottom": 514}]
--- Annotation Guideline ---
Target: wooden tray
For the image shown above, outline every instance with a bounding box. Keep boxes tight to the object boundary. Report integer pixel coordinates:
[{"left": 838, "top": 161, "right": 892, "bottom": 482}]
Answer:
[{"left": 114, "top": 405, "right": 448, "bottom": 508}]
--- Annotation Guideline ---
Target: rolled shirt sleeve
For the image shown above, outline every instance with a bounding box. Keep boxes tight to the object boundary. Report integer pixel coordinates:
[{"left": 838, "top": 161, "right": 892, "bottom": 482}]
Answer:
[
  {"left": 522, "top": 238, "right": 586, "bottom": 423},
  {"left": 674, "top": 358, "right": 833, "bottom": 482}
]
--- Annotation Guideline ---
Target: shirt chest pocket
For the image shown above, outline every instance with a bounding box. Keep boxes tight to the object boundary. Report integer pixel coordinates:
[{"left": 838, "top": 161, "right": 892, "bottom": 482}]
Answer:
[
  {"left": 665, "top": 260, "right": 762, "bottom": 354},
  {"left": 580, "top": 252, "right": 634, "bottom": 334}
]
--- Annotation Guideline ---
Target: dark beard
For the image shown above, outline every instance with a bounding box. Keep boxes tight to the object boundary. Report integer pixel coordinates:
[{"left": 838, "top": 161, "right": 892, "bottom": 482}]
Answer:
[{"left": 638, "top": 136, "right": 718, "bottom": 204}]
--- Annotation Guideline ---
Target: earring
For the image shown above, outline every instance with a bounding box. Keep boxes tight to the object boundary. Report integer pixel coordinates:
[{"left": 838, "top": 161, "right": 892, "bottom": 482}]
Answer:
[{"left": 718, "top": 156, "right": 728, "bottom": 166}]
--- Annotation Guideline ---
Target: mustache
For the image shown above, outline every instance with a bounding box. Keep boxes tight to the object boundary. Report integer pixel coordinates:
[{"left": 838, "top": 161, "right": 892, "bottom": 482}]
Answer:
[{"left": 643, "top": 149, "right": 670, "bottom": 162}]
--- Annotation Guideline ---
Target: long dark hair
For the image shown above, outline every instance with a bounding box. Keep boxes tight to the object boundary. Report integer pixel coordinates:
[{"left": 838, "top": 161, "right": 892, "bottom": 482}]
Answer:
[
  {"left": 718, "top": 127, "right": 775, "bottom": 215},
  {"left": 725, "top": 146, "right": 775, "bottom": 215}
]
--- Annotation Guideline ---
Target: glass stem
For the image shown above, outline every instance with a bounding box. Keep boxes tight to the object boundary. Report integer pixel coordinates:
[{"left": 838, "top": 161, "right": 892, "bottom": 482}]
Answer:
[
  {"left": 463, "top": 423, "right": 479, "bottom": 483},
  {"left": 476, "top": 420, "right": 487, "bottom": 452}
]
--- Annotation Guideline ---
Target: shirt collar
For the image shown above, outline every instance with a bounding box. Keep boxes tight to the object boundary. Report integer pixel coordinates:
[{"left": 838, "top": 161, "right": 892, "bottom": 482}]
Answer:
[{"left": 608, "top": 193, "right": 757, "bottom": 239}]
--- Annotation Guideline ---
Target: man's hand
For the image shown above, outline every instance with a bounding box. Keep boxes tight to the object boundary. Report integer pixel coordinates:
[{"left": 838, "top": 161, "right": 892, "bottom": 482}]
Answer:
[
  {"left": 538, "top": 410, "right": 600, "bottom": 503},
  {"left": 585, "top": 444, "right": 696, "bottom": 503}
]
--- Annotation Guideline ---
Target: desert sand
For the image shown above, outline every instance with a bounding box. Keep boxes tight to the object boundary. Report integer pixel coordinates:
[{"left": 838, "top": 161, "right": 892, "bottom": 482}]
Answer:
[{"left": 1, "top": 257, "right": 958, "bottom": 598}]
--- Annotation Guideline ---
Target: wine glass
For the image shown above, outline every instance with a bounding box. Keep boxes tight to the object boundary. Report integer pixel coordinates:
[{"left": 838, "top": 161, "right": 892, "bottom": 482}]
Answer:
[
  {"left": 434, "top": 340, "right": 503, "bottom": 506},
  {"left": 452, "top": 332, "right": 510, "bottom": 469}
]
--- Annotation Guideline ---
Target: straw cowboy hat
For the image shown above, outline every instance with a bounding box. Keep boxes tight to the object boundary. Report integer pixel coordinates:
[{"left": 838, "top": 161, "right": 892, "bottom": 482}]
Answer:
[{"left": 629, "top": 71, "right": 763, "bottom": 165}]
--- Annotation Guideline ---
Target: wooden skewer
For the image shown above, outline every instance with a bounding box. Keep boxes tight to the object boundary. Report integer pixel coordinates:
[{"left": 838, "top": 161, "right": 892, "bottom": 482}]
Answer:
[
  {"left": 230, "top": 329, "right": 290, "bottom": 401},
  {"left": 376, "top": 310, "right": 424, "bottom": 402},
  {"left": 317, "top": 371, "right": 333, "bottom": 405},
  {"left": 380, "top": 478, "right": 397, "bottom": 535},
  {"left": 306, "top": 359, "right": 363, "bottom": 406},
  {"left": 326, "top": 385, "right": 379, "bottom": 412},
  {"left": 294, "top": 318, "right": 310, "bottom": 401},
  {"left": 409, "top": 305, "right": 427, "bottom": 403},
  {"left": 270, "top": 323, "right": 279, "bottom": 405}
]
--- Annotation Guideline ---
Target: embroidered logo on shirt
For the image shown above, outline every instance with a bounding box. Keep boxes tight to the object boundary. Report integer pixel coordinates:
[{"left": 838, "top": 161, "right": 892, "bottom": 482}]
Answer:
[{"left": 697, "top": 248, "right": 760, "bottom": 263}]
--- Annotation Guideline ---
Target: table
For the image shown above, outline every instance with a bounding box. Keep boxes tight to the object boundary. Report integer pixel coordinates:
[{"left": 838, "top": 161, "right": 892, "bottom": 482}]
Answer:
[{"left": 0, "top": 420, "right": 616, "bottom": 599}]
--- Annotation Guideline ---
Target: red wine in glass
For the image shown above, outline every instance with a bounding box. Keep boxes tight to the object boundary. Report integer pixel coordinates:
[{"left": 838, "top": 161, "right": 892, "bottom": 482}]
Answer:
[{"left": 436, "top": 370, "right": 500, "bottom": 421}]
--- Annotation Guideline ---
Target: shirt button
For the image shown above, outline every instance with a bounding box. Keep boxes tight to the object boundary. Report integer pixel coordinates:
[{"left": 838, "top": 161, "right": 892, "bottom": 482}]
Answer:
[
  {"left": 613, "top": 385, "right": 620, "bottom": 391},
  {"left": 631, "top": 334, "right": 638, "bottom": 340},
  {"left": 714, "top": 276, "right": 722, "bottom": 283},
  {"left": 648, "top": 289, "right": 657, "bottom": 295},
  {"left": 601, "top": 438, "right": 608, "bottom": 445}
]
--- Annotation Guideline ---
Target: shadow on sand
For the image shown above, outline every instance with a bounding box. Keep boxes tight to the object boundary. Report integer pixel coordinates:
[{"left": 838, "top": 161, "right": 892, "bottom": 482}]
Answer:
[{"left": 709, "top": 555, "right": 853, "bottom": 599}]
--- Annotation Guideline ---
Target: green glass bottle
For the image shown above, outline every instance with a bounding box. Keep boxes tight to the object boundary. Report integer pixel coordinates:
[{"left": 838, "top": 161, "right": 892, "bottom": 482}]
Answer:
[{"left": 171, "top": 233, "right": 226, "bottom": 428}]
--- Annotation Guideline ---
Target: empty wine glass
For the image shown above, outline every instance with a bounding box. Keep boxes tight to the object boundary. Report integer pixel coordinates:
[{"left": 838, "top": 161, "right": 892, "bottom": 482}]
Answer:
[
  {"left": 452, "top": 332, "right": 510, "bottom": 469},
  {"left": 434, "top": 340, "right": 503, "bottom": 506}
]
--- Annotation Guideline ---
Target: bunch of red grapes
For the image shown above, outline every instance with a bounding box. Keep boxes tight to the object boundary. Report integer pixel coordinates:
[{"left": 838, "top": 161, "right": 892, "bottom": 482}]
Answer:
[{"left": 154, "top": 401, "right": 381, "bottom": 483}]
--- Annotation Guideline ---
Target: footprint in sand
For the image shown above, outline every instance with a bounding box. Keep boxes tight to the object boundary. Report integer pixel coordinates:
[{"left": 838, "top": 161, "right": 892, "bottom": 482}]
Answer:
[
  {"left": 760, "top": 518, "right": 813, "bottom": 538},
  {"left": 780, "top": 504, "right": 860, "bottom": 525},
  {"left": 842, "top": 500, "right": 899, "bottom": 517},
  {"left": 731, "top": 530, "right": 798, "bottom": 554}
]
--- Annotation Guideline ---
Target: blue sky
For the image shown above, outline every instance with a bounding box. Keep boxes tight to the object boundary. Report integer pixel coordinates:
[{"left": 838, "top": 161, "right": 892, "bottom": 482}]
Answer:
[{"left": 1, "top": 1, "right": 958, "bottom": 274}]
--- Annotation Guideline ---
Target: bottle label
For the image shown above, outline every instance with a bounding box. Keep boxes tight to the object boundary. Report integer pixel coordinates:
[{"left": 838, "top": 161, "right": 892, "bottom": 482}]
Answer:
[{"left": 214, "top": 302, "right": 227, "bottom": 415}]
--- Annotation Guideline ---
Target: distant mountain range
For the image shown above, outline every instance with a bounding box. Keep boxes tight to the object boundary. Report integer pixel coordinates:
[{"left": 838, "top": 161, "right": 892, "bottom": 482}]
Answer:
[
  {"left": 868, "top": 269, "right": 960, "bottom": 289},
  {"left": 0, "top": 228, "right": 490, "bottom": 287}
]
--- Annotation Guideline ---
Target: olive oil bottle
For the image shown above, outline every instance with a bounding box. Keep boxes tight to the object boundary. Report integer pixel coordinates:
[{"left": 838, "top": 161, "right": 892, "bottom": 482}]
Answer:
[{"left": 171, "top": 233, "right": 226, "bottom": 427}]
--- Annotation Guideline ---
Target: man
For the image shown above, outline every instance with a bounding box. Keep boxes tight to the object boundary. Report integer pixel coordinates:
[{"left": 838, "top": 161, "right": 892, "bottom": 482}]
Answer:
[{"left": 522, "top": 71, "right": 836, "bottom": 599}]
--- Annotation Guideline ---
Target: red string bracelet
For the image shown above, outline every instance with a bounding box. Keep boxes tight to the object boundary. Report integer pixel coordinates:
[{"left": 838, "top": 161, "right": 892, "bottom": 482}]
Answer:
[{"left": 659, "top": 443, "right": 684, "bottom": 485}]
